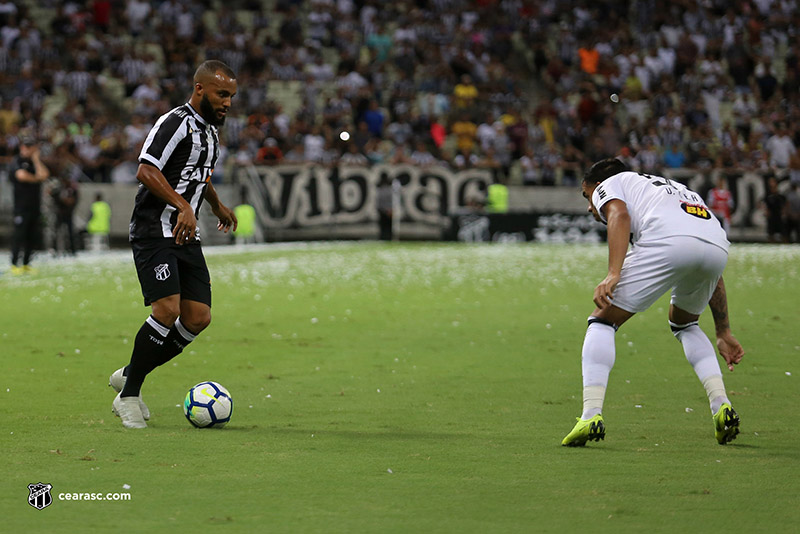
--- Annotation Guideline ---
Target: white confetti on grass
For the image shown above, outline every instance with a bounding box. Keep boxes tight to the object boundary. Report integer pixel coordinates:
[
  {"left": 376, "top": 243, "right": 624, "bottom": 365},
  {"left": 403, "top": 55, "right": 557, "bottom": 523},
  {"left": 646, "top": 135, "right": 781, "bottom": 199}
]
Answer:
[{"left": 10, "top": 243, "right": 797, "bottom": 298}]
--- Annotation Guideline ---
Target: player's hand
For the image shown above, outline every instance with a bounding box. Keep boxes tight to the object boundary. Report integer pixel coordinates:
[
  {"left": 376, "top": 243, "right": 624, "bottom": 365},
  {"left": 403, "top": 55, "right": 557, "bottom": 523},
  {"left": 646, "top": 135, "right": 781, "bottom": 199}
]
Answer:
[
  {"left": 593, "top": 272, "right": 620, "bottom": 309},
  {"left": 716, "top": 330, "right": 744, "bottom": 371},
  {"left": 213, "top": 204, "right": 238, "bottom": 234},
  {"left": 173, "top": 204, "right": 197, "bottom": 244}
]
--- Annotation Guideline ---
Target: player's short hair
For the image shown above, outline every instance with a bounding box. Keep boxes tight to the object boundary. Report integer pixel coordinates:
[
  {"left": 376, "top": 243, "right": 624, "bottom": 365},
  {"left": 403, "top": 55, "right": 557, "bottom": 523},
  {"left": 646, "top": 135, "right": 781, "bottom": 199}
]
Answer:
[
  {"left": 583, "top": 158, "right": 629, "bottom": 185},
  {"left": 194, "top": 60, "right": 236, "bottom": 83}
]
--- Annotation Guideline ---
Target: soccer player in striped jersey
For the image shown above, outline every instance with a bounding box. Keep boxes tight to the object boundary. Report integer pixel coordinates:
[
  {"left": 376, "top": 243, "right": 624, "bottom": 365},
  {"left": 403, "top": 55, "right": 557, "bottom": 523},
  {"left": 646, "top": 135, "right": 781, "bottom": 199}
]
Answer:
[
  {"left": 562, "top": 158, "right": 745, "bottom": 446},
  {"left": 110, "top": 60, "right": 238, "bottom": 428}
]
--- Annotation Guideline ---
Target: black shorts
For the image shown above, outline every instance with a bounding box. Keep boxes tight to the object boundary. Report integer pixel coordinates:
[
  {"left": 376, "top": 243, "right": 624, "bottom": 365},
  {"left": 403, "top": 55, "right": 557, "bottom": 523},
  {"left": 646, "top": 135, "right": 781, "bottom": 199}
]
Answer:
[{"left": 131, "top": 239, "right": 211, "bottom": 307}]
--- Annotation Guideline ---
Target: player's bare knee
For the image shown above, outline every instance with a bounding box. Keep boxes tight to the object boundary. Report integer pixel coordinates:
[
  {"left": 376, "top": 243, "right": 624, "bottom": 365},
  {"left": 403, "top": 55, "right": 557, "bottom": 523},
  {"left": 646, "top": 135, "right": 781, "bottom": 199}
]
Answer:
[
  {"left": 151, "top": 305, "right": 180, "bottom": 327},
  {"left": 183, "top": 312, "right": 211, "bottom": 334}
]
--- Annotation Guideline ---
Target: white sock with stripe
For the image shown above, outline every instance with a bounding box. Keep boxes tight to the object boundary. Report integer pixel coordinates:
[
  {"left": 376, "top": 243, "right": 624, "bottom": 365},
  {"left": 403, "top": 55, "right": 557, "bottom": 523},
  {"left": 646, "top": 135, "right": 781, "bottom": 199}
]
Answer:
[
  {"left": 671, "top": 321, "right": 730, "bottom": 414},
  {"left": 580, "top": 319, "right": 617, "bottom": 420}
]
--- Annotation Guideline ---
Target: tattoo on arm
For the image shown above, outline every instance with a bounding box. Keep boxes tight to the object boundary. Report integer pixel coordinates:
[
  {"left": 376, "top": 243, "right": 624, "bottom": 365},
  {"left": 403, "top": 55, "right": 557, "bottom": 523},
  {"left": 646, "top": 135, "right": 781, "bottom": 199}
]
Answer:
[{"left": 709, "top": 277, "right": 730, "bottom": 333}]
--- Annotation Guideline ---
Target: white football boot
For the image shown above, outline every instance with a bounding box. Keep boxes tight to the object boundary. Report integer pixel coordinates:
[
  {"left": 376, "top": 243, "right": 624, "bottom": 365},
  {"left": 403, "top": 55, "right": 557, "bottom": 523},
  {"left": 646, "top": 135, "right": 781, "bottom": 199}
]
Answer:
[
  {"left": 112, "top": 393, "right": 147, "bottom": 429},
  {"left": 109, "top": 367, "right": 150, "bottom": 420}
]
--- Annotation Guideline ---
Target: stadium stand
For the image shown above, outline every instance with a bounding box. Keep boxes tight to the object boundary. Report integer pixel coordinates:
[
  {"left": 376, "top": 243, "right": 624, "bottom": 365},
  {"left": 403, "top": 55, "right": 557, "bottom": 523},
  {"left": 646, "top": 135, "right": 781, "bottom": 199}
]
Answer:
[{"left": 0, "top": 0, "right": 798, "bottom": 243}]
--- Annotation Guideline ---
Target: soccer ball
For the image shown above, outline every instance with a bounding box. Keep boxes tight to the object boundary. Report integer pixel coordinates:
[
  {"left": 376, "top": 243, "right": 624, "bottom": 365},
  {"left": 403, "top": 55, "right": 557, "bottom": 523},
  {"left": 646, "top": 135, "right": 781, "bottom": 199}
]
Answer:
[{"left": 183, "top": 381, "right": 233, "bottom": 428}]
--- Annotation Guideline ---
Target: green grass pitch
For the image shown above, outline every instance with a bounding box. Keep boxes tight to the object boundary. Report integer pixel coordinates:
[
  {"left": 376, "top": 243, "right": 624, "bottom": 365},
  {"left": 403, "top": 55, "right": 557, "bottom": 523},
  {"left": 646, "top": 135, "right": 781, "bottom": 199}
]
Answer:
[{"left": 1, "top": 242, "right": 799, "bottom": 533}]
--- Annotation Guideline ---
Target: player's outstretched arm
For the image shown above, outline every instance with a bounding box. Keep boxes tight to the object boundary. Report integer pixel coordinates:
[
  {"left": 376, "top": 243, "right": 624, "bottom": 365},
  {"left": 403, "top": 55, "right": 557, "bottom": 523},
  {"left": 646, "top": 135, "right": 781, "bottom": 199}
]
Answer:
[
  {"left": 709, "top": 276, "right": 744, "bottom": 371},
  {"left": 204, "top": 183, "right": 238, "bottom": 233},
  {"left": 136, "top": 163, "right": 196, "bottom": 244}
]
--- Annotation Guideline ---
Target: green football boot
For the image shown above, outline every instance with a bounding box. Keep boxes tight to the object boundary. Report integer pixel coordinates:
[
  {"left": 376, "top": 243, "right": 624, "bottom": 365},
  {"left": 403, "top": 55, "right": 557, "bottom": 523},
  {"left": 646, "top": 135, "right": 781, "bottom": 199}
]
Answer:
[
  {"left": 713, "top": 403, "right": 740, "bottom": 445},
  {"left": 561, "top": 414, "right": 605, "bottom": 446}
]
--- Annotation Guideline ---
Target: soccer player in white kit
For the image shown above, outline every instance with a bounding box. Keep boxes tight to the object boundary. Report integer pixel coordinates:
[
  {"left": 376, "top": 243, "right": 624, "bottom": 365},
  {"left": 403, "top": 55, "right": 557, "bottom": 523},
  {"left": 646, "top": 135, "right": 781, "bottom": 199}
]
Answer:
[{"left": 562, "top": 159, "right": 745, "bottom": 446}]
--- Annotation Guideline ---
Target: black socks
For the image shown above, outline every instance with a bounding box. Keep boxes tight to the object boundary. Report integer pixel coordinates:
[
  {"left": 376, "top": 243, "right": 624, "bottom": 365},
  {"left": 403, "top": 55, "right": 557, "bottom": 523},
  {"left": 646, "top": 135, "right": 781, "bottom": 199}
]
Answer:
[{"left": 120, "top": 317, "right": 197, "bottom": 398}]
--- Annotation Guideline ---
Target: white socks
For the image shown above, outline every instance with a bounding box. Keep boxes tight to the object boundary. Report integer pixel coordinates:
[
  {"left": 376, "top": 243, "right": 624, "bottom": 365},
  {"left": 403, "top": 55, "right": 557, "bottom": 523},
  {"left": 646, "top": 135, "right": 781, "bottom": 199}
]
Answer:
[
  {"left": 578, "top": 320, "right": 730, "bottom": 420},
  {"left": 580, "top": 320, "right": 617, "bottom": 420},
  {"left": 671, "top": 321, "right": 730, "bottom": 413}
]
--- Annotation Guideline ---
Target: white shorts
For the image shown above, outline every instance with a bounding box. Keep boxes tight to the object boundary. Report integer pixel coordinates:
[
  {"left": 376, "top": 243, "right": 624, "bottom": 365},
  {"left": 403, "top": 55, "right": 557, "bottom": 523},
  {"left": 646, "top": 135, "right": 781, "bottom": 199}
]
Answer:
[{"left": 610, "top": 236, "right": 728, "bottom": 315}]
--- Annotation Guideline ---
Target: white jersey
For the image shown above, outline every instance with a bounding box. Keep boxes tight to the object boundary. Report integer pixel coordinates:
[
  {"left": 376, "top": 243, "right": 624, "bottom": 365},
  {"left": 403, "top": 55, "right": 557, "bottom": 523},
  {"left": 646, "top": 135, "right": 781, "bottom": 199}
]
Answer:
[{"left": 592, "top": 171, "right": 729, "bottom": 251}]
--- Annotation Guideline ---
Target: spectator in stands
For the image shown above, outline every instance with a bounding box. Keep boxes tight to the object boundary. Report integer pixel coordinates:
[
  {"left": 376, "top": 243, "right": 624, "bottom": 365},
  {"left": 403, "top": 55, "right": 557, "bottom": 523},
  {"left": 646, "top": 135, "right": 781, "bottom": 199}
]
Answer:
[
  {"left": 519, "top": 147, "right": 540, "bottom": 186},
  {"left": 476, "top": 113, "right": 497, "bottom": 153},
  {"left": 366, "top": 22, "right": 392, "bottom": 63},
  {"left": 430, "top": 116, "right": 447, "bottom": 149},
  {"left": 322, "top": 89, "right": 352, "bottom": 130},
  {"left": 754, "top": 57, "right": 779, "bottom": 103},
  {"left": 762, "top": 177, "right": 787, "bottom": 243},
  {"left": 385, "top": 113, "right": 413, "bottom": 147},
  {"left": 307, "top": 53, "right": 335, "bottom": 82},
  {"left": 790, "top": 151, "right": 800, "bottom": 187},
  {"left": 125, "top": 0, "right": 151, "bottom": 37},
  {"left": 453, "top": 147, "right": 478, "bottom": 170},
  {"left": 453, "top": 74, "right": 478, "bottom": 110},
  {"left": 350, "top": 120, "right": 371, "bottom": 153},
  {"left": 538, "top": 143, "right": 560, "bottom": 186},
  {"left": 0, "top": 98, "right": 21, "bottom": 134},
  {"left": 409, "top": 141, "right": 437, "bottom": 168},
  {"left": 255, "top": 138, "right": 284, "bottom": 166},
  {"left": 319, "top": 138, "right": 340, "bottom": 167},
  {"left": 765, "top": 123, "right": 796, "bottom": 170},
  {"left": 363, "top": 100, "right": 385, "bottom": 138},
  {"left": 598, "top": 117, "right": 622, "bottom": 159},
  {"left": 303, "top": 126, "right": 326, "bottom": 164},
  {"left": 560, "top": 143, "right": 585, "bottom": 187},
  {"left": 707, "top": 176, "right": 734, "bottom": 234},
  {"left": 283, "top": 142, "right": 306, "bottom": 165},
  {"left": 340, "top": 142, "right": 368, "bottom": 167},
  {"left": 364, "top": 138, "right": 386, "bottom": 166},
  {"left": 578, "top": 39, "right": 600, "bottom": 75},
  {"left": 785, "top": 182, "right": 800, "bottom": 244},
  {"left": 477, "top": 146, "right": 502, "bottom": 175},
  {"left": 635, "top": 140, "right": 661, "bottom": 174},
  {"left": 663, "top": 144, "right": 687, "bottom": 169},
  {"left": 0, "top": 1, "right": 18, "bottom": 26},
  {"left": 49, "top": 174, "right": 79, "bottom": 256},
  {"left": 389, "top": 143, "right": 411, "bottom": 165},
  {"left": 451, "top": 112, "right": 478, "bottom": 154}
]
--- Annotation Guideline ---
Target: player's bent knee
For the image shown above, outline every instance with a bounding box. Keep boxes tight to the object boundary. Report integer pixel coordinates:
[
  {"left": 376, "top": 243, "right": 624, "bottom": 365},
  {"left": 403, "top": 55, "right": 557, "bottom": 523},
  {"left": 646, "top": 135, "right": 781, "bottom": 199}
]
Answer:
[
  {"left": 151, "top": 305, "right": 180, "bottom": 327},
  {"left": 183, "top": 312, "right": 211, "bottom": 334}
]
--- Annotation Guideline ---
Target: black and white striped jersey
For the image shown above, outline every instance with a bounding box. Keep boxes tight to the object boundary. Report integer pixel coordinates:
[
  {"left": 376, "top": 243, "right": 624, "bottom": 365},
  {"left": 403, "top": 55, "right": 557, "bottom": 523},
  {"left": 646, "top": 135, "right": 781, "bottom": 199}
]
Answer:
[{"left": 129, "top": 103, "right": 219, "bottom": 242}]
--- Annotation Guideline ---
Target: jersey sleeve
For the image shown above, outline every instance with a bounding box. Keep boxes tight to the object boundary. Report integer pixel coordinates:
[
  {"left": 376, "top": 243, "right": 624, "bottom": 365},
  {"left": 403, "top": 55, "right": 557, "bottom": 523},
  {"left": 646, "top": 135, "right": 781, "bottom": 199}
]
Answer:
[
  {"left": 138, "top": 111, "right": 187, "bottom": 170},
  {"left": 591, "top": 176, "right": 626, "bottom": 222}
]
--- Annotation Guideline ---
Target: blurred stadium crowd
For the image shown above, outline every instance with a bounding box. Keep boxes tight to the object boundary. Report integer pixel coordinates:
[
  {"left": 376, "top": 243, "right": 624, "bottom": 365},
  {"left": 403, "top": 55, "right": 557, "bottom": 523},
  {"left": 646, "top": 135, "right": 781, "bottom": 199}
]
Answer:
[{"left": 0, "top": 0, "right": 799, "bottom": 187}]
